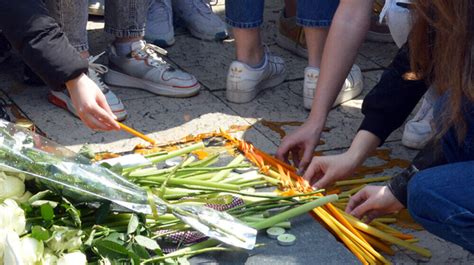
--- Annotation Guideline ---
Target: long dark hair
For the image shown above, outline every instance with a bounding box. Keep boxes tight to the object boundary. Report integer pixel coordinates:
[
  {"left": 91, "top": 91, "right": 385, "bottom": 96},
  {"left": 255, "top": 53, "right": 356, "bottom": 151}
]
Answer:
[{"left": 409, "top": 0, "right": 474, "bottom": 141}]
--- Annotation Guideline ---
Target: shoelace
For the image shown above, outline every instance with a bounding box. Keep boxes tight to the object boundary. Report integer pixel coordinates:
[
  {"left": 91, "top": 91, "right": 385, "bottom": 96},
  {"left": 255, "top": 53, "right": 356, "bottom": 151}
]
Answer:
[
  {"left": 88, "top": 52, "right": 110, "bottom": 93},
  {"left": 138, "top": 43, "right": 172, "bottom": 69}
]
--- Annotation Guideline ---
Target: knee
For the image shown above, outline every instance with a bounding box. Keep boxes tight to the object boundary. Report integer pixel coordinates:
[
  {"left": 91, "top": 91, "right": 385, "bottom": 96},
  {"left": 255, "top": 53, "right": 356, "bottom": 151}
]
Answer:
[{"left": 407, "top": 171, "right": 436, "bottom": 223}]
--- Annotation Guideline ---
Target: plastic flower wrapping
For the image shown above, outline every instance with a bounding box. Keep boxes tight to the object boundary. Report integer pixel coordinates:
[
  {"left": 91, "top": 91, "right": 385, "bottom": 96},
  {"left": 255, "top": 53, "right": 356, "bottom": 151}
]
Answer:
[{"left": 0, "top": 120, "right": 257, "bottom": 250}]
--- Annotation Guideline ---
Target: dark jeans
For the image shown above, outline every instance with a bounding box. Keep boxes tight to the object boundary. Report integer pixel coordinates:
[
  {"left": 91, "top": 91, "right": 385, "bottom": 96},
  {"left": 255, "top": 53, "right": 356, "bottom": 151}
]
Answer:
[{"left": 408, "top": 96, "right": 474, "bottom": 253}]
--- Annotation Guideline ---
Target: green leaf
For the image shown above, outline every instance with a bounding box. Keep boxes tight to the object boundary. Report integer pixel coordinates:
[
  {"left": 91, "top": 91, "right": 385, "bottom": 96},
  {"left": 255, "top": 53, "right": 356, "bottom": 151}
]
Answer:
[
  {"left": 31, "top": 200, "right": 58, "bottom": 208},
  {"left": 131, "top": 244, "right": 150, "bottom": 259},
  {"left": 134, "top": 235, "right": 160, "bottom": 250},
  {"left": 84, "top": 229, "right": 96, "bottom": 246},
  {"left": 40, "top": 203, "right": 55, "bottom": 221},
  {"left": 28, "top": 190, "right": 53, "bottom": 204},
  {"left": 61, "top": 197, "right": 81, "bottom": 227},
  {"left": 31, "top": 226, "right": 50, "bottom": 241},
  {"left": 177, "top": 257, "right": 190, "bottom": 265},
  {"left": 127, "top": 214, "right": 139, "bottom": 235},
  {"left": 94, "top": 239, "right": 129, "bottom": 259},
  {"left": 103, "top": 232, "right": 125, "bottom": 244}
]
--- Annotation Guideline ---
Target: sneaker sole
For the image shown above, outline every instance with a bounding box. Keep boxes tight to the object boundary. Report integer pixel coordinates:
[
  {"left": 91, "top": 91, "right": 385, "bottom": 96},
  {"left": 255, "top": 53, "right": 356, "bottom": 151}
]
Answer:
[
  {"left": 401, "top": 133, "right": 433, "bottom": 150},
  {"left": 276, "top": 34, "right": 308, "bottom": 59},
  {"left": 226, "top": 72, "right": 287, "bottom": 103},
  {"left": 105, "top": 69, "right": 200, "bottom": 98},
  {"left": 48, "top": 92, "right": 128, "bottom": 121},
  {"left": 303, "top": 78, "right": 363, "bottom": 110},
  {"left": 188, "top": 26, "right": 228, "bottom": 41}
]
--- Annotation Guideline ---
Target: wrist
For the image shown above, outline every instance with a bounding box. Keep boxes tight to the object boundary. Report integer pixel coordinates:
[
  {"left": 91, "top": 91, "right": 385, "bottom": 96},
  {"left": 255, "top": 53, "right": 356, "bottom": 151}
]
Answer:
[{"left": 65, "top": 73, "right": 86, "bottom": 91}]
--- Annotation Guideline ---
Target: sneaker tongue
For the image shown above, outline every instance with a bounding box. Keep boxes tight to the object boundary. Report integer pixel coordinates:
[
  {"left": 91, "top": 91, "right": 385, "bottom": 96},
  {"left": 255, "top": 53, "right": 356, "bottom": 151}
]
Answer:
[{"left": 131, "top": 40, "right": 146, "bottom": 52}]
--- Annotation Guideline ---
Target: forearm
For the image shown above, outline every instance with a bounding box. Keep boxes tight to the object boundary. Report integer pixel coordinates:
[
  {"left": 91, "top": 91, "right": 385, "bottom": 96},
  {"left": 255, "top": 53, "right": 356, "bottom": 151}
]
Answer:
[
  {"left": 346, "top": 130, "right": 381, "bottom": 168},
  {"left": 307, "top": 0, "right": 373, "bottom": 126}
]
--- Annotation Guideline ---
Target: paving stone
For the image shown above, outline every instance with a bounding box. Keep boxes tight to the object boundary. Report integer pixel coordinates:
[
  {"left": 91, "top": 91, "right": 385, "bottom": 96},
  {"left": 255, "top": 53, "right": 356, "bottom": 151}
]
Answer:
[
  {"left": 359, "top": 41, "right": 399, "bottom": 68},
  {"left": 191, "top": 214, "right": 358, "bottom": 265},
  {"left": 212, "top": 70, "right": 406, "bottom": 152}
]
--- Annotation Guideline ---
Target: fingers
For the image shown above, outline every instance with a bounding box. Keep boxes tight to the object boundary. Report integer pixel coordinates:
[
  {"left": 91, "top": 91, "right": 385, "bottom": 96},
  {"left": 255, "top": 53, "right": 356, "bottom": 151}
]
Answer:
[
  {"left": 345, "top": 188, "right": 368, "bottom": 214},
  {"left": 97, "top": 95, "right": 120, "bottom": 130},
  {"left": 302, "top": 159, "right": 323, "bottom": 184},
  {"left": 298, "top": 145, "right": 315, "bottom": 174},
  {"left": 275, "top": 140, "right": 291, "bottom": 164},
  {"left": 78, "top": 104, "right": 117, "bottom": 131}
]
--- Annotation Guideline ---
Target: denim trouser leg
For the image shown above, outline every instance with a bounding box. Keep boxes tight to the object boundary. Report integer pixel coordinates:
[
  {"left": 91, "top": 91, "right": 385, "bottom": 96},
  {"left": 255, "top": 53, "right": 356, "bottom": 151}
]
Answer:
[
  {"left": 225, "top": 0, "right": 265, "bottom": 28},
  {"left": 297, "top": 0, "right": 339, "bottom": 27},
  {"left": 407, "top": 98, "right": 474, "bottom": 253},
  {"left": 407, "top": 162, "right": 474, "bottom": 253},
  {"left": 104, "top": 0, "right": 152, "bottom": 38},
  {"left": 225, "top": 0, "right": 339, "bottom": 29},
  {"left": 44, "top": 0, "right": 89, "bottom": 52}
]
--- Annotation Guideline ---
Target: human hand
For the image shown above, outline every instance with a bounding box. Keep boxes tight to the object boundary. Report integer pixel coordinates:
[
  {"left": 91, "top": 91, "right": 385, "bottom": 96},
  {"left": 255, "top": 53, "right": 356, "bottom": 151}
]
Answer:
[
  {"left": 66, "top": 73, "right": 120, "bottom": 131},
  {"left": 302, "top": 151, "right": 359, "bottom": 189},
  {"left": 276, "top": 122, "right": 323, "bottom": 173},
  {"left": 346, "top": 185, "right": 404, "bottom": 222}
]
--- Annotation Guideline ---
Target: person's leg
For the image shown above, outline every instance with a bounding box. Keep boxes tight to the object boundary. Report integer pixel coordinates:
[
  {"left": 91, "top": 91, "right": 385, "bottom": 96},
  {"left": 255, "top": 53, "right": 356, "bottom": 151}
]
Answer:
[
  {"left": 225, "top": 0, "right": 287, "bottom": 103},
  {"left": 44, "top": 0, "right": 90, "bottom": 58},
  {"left": 43, "top": 0, "right": 127, "bottom": 121},
  {"left": 297, "top": 0, "right": 338, "bottom": 68},
  {"left": 298, "top": 0, "right": 363, "bottom": 110},
  {"left": 407, "top": 162, "right": 474, "bottom": 253},
  {"left": 103, "top": 0, "right": 200, "bottom": 97},
  {"left": 225, "top": 0, "right": 265, "bottom": 66}
]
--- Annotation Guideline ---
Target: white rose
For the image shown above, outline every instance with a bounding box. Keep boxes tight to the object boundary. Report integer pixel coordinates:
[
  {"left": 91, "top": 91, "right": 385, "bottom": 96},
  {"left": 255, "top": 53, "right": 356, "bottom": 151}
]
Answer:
[
  {"left": 3, "top": 230, "right": 22, "bottom": 265},
  {"left": 47, "top": 226, "right": 83, "bottom": 252},
  {"left": 0, "top": 199, "right": 26, "bottom": 234},
  {"left": 0, "top": 172, "right": 25, "bottom": 202},
  {"left": 57, "top": 251, "right": 87, "bottom": 265},
  {"left": 20, "top": 237, "right": 44, "bottom": 264},
  {"left": 42, "top": 248, "right": 59, "bottom": 265},
  {"left": 0, "top": 228, "right": 8, "bottom": 264}
]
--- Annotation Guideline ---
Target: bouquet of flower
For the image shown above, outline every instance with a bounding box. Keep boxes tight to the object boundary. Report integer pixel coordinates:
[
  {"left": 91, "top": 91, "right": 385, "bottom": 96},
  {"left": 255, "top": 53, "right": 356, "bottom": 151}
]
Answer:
[{"left": 0, "top": 120, "right": 257, "bottom": 250}]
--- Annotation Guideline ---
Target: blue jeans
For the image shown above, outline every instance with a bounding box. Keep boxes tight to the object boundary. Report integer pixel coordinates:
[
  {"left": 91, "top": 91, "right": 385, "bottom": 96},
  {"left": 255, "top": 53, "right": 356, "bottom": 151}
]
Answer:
[
  {"left": 408, "top": 97, "right": 474, "bottom": 253},
  {"left": 225, "top": 0, "right": 340, "bottom": 28},
  {"left": 45, "top": 0, "right": 151, "bottom": 52}
]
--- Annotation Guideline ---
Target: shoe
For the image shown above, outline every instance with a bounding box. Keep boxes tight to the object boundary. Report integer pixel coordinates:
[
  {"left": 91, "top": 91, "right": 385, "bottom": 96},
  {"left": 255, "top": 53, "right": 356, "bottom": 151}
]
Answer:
[
  {"left": 23, "top": 65, "right": 46, "bottom": 86},
  {"left": 0, "top": 31, "right": 11, "bottom": 64},
  {"left": 88, "top": 0, "right": 105, "bottom": 16},
  {"left": 226, "top": 52, "right": 287, "bottom": 103},
  {"left": 49, "top": 52, "right": 127, "bottom": 121},
  {"left": 366, "top": 0, "right": 394, "bottom": 43},
  {"left": 105, "top": 40, "right": 200, "bottom": 97},
  {"left": 173, "top": 0, "right": 228, "bottom": 41},
  {"left": 145, "top": 0, "right": 175, "bottom": 48},
  {"left": 402, "top": 95, "right": 434, "bottom": 149},
  {"left": 276, "top": 10, "right": 307, "bottom": 59},
  {"left": 303, "top": 65, "right": 363, "bottom": 110},
  {"left": 0, "top": 99, "right": 10, "bottom": 121}
]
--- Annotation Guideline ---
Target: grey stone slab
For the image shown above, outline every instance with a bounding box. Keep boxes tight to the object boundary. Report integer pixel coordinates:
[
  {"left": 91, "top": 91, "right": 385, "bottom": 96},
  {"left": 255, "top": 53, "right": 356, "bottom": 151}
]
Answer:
[
  {"left": 359, "top": 41, "right": 399, "bottom": 68},
  {"left": 4, "top": 85, "right": 276, "bottom": 153},
  {"left": 190, "top": 214, "right": 358, "bottom": 265},
  {"left": 389, "top": 230, "right": 474, "bottom": 265},
  {"left": 212, "top": 70, "right": 405, "bottom": 152}
]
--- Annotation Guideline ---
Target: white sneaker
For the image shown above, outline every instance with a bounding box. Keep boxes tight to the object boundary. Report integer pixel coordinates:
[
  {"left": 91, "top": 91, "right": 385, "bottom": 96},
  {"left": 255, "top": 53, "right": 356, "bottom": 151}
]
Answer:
[
  {"left": 105, "top": 40, "right": 200, "bottom": 97},
  {"left": 226, "top": 53, "right": 287, "bottom": 103},
  {"left": 49, "top": 52, "right": 127, "bottom": 121},
  {"left": 303, "top": 65, "right": 363, "bottom": 110},
  {"left": 145, "top": 0, "right": 175, "bottom": 47},
  {"left": 402, "top": 93, "right": 434, "bottom": 149},
  {"left": 173, "top": 0, "right": 228, "bottom": 41},
  {"left": 88, "top": 0, "right": 105, "bottom": 16}
]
